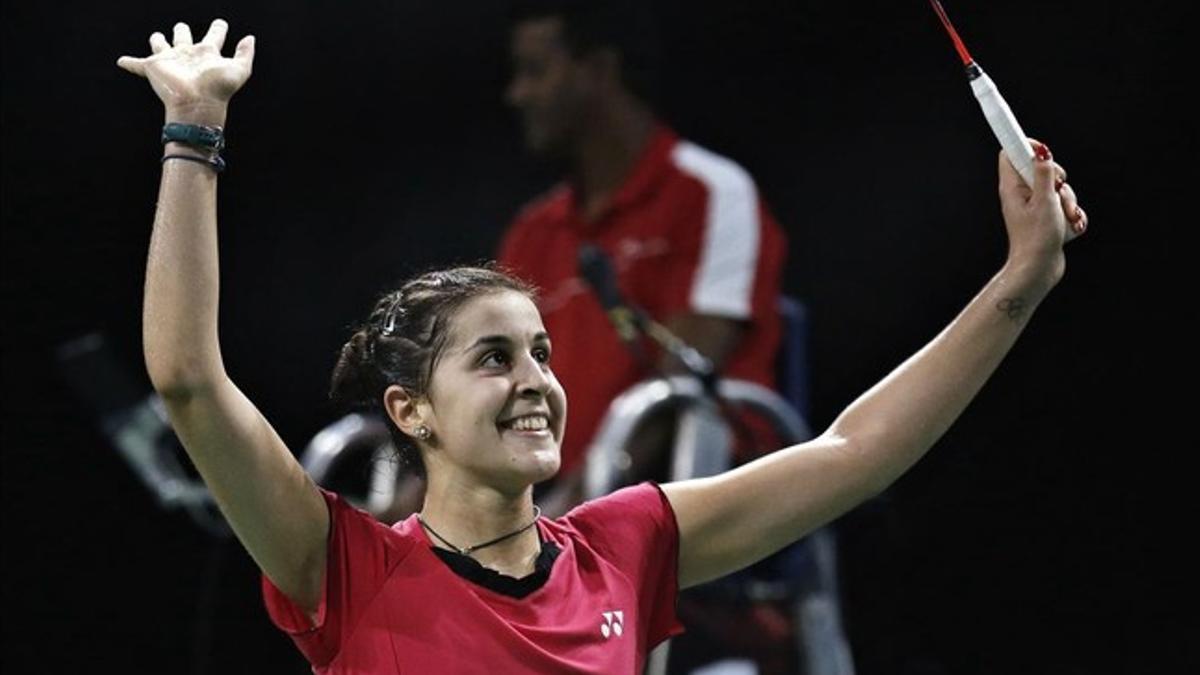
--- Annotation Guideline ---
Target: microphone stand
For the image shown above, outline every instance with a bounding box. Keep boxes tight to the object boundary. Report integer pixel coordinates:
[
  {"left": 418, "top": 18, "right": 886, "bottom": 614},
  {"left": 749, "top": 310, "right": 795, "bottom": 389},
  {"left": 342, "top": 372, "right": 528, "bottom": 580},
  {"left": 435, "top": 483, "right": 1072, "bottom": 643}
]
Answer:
[
  {"left": 576, "top": 243, "right": 767, "bottom": 471},
  {"left": 620, "top": 307, "right": 760, "bottom": 461},
  {"left": 625, "top": 308, "right": 721, "bottom": 402},
  {"left": 576, "top": 243, "right": 722, "bottom": 403}
]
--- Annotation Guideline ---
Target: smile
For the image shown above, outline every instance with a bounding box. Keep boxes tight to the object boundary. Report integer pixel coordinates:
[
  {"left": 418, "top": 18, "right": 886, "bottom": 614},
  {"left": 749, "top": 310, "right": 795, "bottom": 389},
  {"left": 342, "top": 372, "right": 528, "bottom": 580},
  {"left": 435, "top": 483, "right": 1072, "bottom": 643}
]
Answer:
[{"left": 499, "top": 414, "right": 550, "bottom": 433}]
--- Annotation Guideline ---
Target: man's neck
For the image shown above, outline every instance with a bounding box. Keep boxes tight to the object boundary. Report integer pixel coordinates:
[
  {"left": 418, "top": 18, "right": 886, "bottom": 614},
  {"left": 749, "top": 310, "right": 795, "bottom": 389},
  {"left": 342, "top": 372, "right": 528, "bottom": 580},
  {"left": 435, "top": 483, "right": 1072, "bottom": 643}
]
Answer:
[{"left": 569, "top": 103, "right": 656, "bottom": 222}]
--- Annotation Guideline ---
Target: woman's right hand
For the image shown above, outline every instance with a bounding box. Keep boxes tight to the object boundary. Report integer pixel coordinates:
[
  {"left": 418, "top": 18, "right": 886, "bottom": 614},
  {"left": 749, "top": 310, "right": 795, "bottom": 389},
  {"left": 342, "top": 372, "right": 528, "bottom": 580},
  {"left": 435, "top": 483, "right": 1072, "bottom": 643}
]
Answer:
[{"left": 117, "top": 19, "right": 255, "bottom": 123}]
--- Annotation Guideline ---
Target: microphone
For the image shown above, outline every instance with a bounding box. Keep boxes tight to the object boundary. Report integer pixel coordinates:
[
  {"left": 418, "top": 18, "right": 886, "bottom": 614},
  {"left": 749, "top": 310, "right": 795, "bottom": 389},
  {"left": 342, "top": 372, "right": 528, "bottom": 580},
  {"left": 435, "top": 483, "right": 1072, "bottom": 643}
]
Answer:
[
  {"left": 577, "top": 244, "right": 643, "bottom": 345},
  {"left": 577, "top": 244, "right": 717, "bottom": 392}
]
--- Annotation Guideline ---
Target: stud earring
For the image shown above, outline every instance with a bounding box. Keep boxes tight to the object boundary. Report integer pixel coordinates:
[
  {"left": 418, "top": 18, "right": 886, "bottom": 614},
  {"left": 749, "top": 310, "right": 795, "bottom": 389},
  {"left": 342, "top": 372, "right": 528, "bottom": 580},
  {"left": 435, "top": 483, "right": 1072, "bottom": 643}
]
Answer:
[{"left": 415, "top": 426, "right": 431, "bottom": 441}]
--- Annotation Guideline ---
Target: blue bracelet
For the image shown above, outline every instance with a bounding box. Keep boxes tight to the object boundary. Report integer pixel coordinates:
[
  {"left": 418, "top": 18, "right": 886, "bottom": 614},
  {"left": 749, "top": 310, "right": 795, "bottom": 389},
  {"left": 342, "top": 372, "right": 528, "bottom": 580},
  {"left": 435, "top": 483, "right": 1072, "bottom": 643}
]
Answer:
[
  {"left": 162, "top": 122, "right": 225, "bottom": 152},
  {"left": 162, "top": 153, "right": 226, "bottom": 173}
]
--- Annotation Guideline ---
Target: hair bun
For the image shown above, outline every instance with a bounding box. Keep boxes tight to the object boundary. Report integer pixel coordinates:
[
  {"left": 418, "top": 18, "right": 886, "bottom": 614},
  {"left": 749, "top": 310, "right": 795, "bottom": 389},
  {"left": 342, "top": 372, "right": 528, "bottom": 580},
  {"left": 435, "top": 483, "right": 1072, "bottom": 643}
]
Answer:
[{"left": 329, "top": 329, "right": 376, "bottom": 409}]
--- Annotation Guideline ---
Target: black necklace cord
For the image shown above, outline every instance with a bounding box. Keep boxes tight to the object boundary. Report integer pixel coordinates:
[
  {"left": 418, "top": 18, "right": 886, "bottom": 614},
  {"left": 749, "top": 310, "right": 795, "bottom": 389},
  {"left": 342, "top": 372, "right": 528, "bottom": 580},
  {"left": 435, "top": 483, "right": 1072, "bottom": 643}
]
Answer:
[{"left": 417, "top": 506, "right": 542, "bottom": 556}]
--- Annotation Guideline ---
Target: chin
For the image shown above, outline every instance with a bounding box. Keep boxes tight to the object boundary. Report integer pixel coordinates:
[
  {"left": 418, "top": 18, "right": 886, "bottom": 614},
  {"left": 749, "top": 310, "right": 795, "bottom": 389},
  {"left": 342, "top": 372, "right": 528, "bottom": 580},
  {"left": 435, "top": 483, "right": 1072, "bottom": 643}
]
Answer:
[
  {"left": 531, "top": 446, "right": 561, "bottom": 476},
  {"left": 498, "top": 432, "right": 561, "bottom": 485},
  {"left": 519, "top": 445, "right": 560, "bottom": 485},
  {"left": 526, "top": 131, "right": 567, "bottom": 160}
]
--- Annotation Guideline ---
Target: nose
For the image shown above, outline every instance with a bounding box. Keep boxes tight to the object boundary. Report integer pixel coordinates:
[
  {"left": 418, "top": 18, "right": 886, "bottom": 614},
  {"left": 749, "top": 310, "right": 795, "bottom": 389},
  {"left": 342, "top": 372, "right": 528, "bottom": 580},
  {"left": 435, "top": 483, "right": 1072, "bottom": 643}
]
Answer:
[{"left": 513, "top": 352, "right": 551, "bottom": 397}]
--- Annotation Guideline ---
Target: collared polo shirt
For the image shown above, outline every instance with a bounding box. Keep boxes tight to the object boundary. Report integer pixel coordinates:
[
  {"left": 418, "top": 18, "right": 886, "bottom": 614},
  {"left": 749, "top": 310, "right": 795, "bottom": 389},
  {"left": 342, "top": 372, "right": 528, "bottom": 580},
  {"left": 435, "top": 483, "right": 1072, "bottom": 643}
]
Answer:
[{"left": 499, "top": 125, "right": 787, "bottom": 475}]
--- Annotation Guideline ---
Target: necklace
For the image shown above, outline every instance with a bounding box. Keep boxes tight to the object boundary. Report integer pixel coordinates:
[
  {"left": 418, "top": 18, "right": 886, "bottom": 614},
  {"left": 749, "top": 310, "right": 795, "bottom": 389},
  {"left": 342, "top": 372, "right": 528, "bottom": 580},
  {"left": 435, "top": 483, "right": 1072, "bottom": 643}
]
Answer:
[{"left": 417, "top": 506, "right": 542, "bottom": 556}]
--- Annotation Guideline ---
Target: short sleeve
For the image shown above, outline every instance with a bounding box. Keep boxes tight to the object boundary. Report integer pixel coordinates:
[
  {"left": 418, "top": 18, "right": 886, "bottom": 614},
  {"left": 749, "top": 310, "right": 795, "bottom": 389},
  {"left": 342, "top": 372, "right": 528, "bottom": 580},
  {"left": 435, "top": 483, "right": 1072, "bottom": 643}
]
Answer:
[
  {"left": 665, "top": 142, "right": 765, "bottom": 321},
  {"left": 562, "top": 482, "right": 684, "bottom": 645},
  {"left": 261, "top": 488, "right": 416, "bottom": 667}
]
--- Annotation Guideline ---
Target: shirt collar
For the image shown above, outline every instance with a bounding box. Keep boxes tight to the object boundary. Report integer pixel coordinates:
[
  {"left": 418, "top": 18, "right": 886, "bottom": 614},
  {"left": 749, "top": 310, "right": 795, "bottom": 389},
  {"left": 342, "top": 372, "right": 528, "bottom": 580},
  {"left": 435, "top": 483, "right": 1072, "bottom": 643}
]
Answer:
[{"left": 565, "top": 123, "right": 678, "bottom": 229}]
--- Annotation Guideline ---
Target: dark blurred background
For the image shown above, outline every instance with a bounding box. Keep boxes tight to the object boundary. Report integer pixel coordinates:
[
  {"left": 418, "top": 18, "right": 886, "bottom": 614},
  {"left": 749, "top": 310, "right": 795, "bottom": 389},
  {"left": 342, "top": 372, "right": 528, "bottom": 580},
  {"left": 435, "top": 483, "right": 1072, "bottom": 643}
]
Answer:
[{"left": 2, "top": 1, "right": 1191, "bottom": 673}]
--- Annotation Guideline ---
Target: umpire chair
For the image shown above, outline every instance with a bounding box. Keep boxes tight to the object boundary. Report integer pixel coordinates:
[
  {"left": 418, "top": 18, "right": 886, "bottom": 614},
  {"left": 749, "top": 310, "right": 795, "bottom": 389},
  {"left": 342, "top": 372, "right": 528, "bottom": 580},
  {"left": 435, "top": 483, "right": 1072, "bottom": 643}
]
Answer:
[{"left": 583, "top": 297, "right": 855, "bottom": 675}]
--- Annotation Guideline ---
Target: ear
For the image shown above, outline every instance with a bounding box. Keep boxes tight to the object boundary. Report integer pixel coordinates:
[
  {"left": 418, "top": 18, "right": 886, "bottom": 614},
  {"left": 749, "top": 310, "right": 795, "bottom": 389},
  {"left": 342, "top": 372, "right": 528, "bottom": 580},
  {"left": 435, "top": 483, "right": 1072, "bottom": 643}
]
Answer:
[{"left": 383, "top": 384, "right": 427, "bottom": 439}]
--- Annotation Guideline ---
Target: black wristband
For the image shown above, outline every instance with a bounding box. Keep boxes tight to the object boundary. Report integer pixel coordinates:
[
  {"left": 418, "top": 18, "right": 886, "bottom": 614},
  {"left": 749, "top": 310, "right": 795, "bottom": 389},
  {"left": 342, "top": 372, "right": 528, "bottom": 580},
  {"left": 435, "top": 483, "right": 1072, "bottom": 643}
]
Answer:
[
  {"left": 162, "top": 154, "right": 226, "bottom": 173},
  {"left": 161, "top": 122, "right": 225, "bottom": 152}
]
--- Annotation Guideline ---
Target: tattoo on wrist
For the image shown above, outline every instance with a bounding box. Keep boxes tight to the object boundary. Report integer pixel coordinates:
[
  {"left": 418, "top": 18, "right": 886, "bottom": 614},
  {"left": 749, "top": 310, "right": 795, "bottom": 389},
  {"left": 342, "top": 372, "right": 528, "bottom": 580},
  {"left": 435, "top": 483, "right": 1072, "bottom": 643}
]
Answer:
[{"left": 997, "top": 297, "right": 1027, "bottom": 322}]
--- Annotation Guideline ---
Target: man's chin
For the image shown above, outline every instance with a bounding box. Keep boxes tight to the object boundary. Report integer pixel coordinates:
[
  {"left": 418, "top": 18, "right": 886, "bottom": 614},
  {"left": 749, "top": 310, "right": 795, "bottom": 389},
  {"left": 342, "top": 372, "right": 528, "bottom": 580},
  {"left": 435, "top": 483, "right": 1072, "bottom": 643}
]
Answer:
[{"left": 524, "top": 131, "right": 567, "bottom": 160}]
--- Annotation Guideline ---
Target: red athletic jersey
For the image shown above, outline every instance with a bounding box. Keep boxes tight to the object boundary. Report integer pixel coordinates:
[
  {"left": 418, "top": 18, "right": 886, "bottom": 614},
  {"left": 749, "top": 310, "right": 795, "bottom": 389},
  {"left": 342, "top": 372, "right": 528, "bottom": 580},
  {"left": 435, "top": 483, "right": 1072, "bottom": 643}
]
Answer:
[
  {"left": 499, "top": 125, "right": 787, "bottom": 475},
  {"left": 263, "top": 483, "right": 683, "bottom": 673}
]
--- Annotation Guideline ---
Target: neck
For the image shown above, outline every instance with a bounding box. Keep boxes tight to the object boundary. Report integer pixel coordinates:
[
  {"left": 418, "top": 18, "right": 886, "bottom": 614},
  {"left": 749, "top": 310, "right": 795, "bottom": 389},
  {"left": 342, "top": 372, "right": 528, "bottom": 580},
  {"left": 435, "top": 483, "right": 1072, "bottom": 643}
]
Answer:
[
  {"left": 569, "top": 98, "right": 656, "bottom": 222},
  {"left": 419, "top": 475, "right": 542, "bottom": 577}
]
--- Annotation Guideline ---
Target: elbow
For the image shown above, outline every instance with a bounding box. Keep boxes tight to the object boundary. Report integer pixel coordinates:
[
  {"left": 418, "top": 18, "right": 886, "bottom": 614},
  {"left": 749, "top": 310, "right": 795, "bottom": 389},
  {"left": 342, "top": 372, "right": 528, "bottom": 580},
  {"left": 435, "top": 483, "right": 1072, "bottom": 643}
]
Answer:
[
  {"left": 144, "top": 353, "right": 222, "bottom": 402},
  {"left": 818, "top": 429, "right": 896, "bottom": 500},
  {"left": 142, "top": 324, "right": 225, "bottom": 400}
]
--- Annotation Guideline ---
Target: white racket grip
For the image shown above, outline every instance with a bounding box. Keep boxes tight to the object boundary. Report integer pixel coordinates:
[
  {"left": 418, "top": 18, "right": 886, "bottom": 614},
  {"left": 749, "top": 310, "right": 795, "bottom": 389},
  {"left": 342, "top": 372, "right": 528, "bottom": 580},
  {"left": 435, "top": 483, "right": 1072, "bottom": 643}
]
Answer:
[{"left": 970, "top": 70, "right": 1036, "bottom": 186}]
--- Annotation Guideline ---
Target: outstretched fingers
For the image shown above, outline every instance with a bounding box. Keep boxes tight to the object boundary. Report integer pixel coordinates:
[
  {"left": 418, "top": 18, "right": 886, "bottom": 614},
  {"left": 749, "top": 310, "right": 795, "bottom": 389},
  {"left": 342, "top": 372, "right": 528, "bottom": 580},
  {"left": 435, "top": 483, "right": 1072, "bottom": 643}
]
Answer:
[
  {"left": 201, "top": 19, "right": 229, "bottom": 51},
  {"left": 150, "top": 31, "right": 170, "bottom": 54},
  {"left": 233, "top": 35, "right": 256, "bottom": 72},
  {"left": 172, "top": 22, "right": 194, "bottom": 48},
  {"left": 117, "top": 20, "right": 256, "bottom": 102},
  {"left": 117, "top": 29, "right": 168, "bottom": 77},
  {"left": 116, "top": 55, "right": 146, "bottom": 76}
]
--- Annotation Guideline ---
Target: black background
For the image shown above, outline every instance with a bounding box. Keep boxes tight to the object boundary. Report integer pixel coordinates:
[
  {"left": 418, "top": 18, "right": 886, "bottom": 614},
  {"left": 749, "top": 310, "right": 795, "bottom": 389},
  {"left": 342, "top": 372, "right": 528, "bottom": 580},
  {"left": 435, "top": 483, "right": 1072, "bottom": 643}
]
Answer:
[{"left": 2, "top": 1, "right": 1191, "bottom": 673}]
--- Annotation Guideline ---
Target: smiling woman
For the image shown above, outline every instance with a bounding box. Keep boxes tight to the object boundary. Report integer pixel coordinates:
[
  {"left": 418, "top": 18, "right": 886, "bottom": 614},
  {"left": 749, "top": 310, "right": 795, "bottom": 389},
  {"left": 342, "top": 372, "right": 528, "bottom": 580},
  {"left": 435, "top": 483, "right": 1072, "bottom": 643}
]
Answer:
[
  {"left": 121, "top": 14, "right": 1086, "bottom": 675},
  {"left": 327, "top": 267, "right": 557, "bottom": 483}
]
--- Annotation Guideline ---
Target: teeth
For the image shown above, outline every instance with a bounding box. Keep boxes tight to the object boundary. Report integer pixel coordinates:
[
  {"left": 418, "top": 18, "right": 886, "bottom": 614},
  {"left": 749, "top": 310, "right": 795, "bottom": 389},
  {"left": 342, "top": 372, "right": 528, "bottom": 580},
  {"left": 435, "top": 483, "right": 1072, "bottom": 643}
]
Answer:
[{"left": 508, "top": 415, "right": 548, "bottom": 431}]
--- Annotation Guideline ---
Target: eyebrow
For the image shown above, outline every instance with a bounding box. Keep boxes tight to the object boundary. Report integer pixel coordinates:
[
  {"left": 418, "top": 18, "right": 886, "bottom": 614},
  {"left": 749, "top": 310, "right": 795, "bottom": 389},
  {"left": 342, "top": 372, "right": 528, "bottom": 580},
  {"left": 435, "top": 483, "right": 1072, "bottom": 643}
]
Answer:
[{"left": 465, "top": 332, "right": 551, "bottom": 352}]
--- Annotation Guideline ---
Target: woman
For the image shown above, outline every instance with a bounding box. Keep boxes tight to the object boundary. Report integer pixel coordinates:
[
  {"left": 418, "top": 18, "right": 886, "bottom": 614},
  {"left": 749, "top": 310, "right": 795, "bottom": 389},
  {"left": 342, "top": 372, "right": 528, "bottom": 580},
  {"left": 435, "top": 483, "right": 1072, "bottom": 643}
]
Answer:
[{"left": 118, "top": 19, "right": 1087, "bottom": 674}]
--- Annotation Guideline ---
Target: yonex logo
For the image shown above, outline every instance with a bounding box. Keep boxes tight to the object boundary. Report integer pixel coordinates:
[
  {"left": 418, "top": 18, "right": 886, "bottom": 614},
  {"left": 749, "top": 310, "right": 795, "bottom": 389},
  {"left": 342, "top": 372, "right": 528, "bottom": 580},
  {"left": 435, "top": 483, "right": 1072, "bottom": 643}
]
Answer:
[{"left": 600, "top": 610, "right": 624, "bottom": 638}]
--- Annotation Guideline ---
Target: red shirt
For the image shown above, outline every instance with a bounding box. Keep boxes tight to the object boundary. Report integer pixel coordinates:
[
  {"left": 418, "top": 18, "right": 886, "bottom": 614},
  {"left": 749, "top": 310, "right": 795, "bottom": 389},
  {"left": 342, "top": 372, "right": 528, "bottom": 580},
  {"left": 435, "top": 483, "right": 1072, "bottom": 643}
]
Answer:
[
  {"left": 263, "top": 483, "right": 683, "bottom": 673},
  {"left": 499, "top": 126, "right": 787, "bottom": 475}
]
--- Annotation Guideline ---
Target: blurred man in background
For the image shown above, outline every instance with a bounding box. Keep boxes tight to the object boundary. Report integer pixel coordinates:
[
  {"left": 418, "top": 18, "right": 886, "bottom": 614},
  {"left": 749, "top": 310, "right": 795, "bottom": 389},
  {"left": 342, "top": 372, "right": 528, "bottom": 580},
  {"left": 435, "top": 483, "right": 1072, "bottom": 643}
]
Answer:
[
  {"left": 499, "top": 0, "right": 788, "bottom": 518},
  {"left": 498, "top": 4, "right": 808, "bottom": 672}
]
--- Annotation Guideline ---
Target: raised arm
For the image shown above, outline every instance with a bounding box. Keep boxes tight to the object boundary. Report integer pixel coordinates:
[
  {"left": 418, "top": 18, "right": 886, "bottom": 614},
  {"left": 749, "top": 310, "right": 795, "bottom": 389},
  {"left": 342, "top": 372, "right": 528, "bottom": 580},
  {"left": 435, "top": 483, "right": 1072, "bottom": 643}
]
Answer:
[
  {"left": 663, "top": 144, "right": 1088, "bottom": 588},
  {"left": 120, "top": 20, "right": 329, "bottom": 612}
]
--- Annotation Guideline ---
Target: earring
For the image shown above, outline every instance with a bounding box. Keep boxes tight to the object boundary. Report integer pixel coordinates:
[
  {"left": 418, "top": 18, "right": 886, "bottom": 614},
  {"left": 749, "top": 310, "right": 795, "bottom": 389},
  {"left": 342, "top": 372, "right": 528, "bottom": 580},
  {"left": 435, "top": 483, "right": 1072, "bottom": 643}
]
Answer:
[{"left": 415, "top": 426, "right": 431, "bottom": 441}]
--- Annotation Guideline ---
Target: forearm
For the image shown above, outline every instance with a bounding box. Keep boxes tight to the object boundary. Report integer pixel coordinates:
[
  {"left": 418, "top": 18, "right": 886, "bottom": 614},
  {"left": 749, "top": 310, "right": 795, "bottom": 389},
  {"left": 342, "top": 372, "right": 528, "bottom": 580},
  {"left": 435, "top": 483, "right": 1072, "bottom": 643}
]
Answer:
[
  {"left": 142, "top": 105, "right": 228, "bottom": 395},
  {"left": 667, "top": 146, "right": 1080, "bottom": 588},
  {"left": 668, "top": 261, "right": 1060, "bottom": 587},
  {"left": 825, "top": 260, "right": 1059, "bottom": 494},
  {"left": 140, "top": 106, "right": 330, "bottom": 606},
  {"left": 122, "top": 19, "right": 329, "bottom": 612}
]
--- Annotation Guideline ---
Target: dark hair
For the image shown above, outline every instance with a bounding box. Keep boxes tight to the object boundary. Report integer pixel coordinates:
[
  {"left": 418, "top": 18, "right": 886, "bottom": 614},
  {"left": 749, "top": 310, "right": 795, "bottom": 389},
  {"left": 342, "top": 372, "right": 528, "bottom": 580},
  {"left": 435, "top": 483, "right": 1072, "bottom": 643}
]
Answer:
[
  {"left": 509, "top": 0, "right": 662, "bottom": 105},
  {"left": 329, "top": 264, "right": 537, "bottom": 476}
]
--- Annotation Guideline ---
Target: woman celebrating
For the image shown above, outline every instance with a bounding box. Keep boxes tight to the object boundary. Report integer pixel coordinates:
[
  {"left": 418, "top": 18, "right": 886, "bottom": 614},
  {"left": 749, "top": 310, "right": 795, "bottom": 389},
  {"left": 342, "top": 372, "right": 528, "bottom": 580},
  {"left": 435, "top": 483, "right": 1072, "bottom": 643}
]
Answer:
[{"left": 119, "top": 19, "right": 1087, "bottom": 674}]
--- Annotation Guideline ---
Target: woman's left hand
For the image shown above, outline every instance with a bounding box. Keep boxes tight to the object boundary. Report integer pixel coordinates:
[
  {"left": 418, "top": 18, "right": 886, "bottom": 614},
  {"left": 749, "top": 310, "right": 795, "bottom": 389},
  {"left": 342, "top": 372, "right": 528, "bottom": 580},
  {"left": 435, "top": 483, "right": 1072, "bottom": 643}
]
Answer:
[{"left": 998, "top": 139, "right": 1088, "bottom": 287}]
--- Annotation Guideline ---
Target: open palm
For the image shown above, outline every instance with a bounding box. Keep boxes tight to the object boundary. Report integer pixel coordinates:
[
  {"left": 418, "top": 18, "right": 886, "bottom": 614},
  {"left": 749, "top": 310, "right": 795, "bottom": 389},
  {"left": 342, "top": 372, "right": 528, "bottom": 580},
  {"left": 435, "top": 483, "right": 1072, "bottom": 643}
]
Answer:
[{"left": 118, "top": 19, "right": 254, "bottom": 108}]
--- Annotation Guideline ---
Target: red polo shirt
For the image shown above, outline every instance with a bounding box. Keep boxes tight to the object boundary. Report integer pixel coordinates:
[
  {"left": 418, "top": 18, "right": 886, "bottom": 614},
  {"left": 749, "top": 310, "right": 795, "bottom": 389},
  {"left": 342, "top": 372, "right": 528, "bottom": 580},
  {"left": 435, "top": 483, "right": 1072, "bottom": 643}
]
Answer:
[
  {"left": 263, "top": 483, "right": 682, "bottom": 673},
  {"left": 499, "top": 125, "right": 787, "bottom": 476}
]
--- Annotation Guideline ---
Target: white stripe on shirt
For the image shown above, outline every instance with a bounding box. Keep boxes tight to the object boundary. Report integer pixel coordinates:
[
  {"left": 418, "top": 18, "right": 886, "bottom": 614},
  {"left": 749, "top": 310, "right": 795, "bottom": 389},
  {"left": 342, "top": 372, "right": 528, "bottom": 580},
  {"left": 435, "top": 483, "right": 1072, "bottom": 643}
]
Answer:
[{"left": 671, "top": 141, "right": 761, "bottom": 319}]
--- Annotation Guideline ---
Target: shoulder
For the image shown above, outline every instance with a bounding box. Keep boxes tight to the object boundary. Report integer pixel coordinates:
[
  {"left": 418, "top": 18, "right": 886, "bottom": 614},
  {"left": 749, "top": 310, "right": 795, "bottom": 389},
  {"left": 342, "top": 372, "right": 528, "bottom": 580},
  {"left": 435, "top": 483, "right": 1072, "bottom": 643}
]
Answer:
[
  {"left": 321, "top": 488, "right": 419, "bottom": 559},
  {"left": 664, "top": 138, "right": 759, "bottom": 201},
  {"left": 557, "top": 483, "right": 679, "bottom": 553},
  {"left": 500, "top": 183, "right": 572, "bottom": 262},
  {"left": 261, "top": 489, "right": 421, "bottom": 646},
  {"left": 510, "top": 182, "right": 571, "bottom": 229}
]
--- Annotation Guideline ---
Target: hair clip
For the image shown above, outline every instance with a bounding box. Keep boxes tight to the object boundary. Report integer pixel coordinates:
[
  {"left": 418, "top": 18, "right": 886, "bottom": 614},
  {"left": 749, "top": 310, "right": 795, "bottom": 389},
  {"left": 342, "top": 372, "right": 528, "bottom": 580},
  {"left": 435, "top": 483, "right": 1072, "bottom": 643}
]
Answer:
[{"left": 381, "top": 297, "right": 405, "bottom": 336}]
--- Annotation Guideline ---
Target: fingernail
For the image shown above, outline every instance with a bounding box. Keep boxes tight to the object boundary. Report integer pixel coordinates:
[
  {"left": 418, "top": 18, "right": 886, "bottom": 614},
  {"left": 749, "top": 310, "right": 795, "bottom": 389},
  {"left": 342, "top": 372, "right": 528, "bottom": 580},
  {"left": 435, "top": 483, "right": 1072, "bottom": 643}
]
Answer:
[{"left": 1034, "top": 143, "right": 1052, "bottom": 162}]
